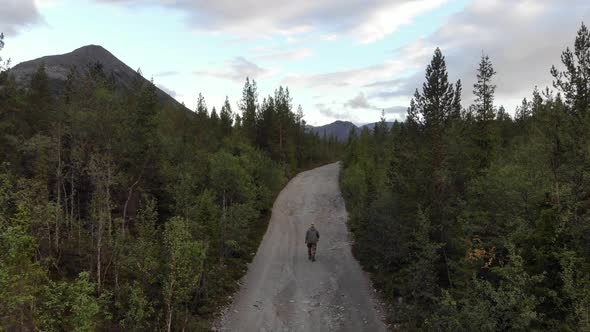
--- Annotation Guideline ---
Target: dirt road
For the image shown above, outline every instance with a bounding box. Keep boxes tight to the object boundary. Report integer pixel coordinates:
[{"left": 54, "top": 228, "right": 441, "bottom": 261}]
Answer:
[{"left": 218, "top": 162, "right": 387, "bottom": 332}]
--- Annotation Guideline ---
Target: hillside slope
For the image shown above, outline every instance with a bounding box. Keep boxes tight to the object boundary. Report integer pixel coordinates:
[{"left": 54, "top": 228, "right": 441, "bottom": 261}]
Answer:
[{"left": 8, "top": 45, "right": 186, "bottom": 110}]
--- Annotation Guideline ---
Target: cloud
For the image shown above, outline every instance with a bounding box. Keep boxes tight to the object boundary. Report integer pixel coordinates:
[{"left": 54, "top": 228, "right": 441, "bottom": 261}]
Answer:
[
  {"left": 345, "top": 92, "right": 378, "bottom": 109},
  {"left": 193, "top": 56, "right": 268, "bottom": 82},
  {"left": 383, "top": 106, "right": 407, "bottom": 115},
  {"left": 95, "top": 0, "right": 446, "bottom": 43},
  {"left": 283, "top": 37, "right": 433, "bottom": 90},
  {"left": 431, "top": 0, "right": 590, "bottom": 108},
  {"left": 343, "top": 92, "right": 408, "bottom": 118},
  {"left": 92, "top": 0, "right": 590, "bottom": 120},
  {"left": 156, "top": 83, "right": 177, "bottom": 98},
  {"left": 316, "top": 103, "right": 350, "bottom": 120},
  {"left": 367, "top": 72, "right": 423, "bottom": 100},
  {"left": 353, "top": 0, "right": 447, "bottom": 43},
  {"left": 0, "top": 0, "right": 44, "bottom": 36},
  {"left": 155, "top": 70, "right": 179, "bottom": 77},
  {"left": 364, "top": 0, "right": 590, "bottom": 112},
  {"left": 363, "top": 78, "right": 403, "bottom": 89},
  {"left": 283, "top": 60, "right": 413, "bottom": 89}
]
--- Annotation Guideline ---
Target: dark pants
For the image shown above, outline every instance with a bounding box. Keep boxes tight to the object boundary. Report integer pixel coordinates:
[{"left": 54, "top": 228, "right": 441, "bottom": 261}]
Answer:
[{"left": 307, "top": 243, "right": 317, "bottom": 259}]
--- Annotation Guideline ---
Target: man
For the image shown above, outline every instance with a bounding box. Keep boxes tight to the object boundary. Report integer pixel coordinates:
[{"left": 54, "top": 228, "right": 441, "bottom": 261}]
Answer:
[{"left": 305, "top": 223, "right": 320, "bottom": 261}]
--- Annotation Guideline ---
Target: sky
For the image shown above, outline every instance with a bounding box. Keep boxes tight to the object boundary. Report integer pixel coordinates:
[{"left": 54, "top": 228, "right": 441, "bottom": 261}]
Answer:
[{"left": 1, "top": 0, "right": 589, "bottom": 126}]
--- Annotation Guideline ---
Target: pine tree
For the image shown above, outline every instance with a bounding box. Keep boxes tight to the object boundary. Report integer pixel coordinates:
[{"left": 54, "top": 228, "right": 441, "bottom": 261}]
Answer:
[
  {"left": 256, "top": 96, "right": 275, "bottom": 154},
  {"left": 473, "top": 53, "right": 497, "bottom": 122},
  {"left": 497, "top": 105, "right": 510, "bottom": 121},
  {"left": 451, "top": 79, "right": 462, "bottom": 119},
  {"left": 0, "top": 32, "right": 8, "bottom": 73},
  {"left": 551, "top": 22, "right": 590, "bottom": 115},
  {"left": 408, "top": 48, "right": 456, "bottom": 131},
  {"left": 374, "top": 110, "right": 388, "bottom": 144},
  {"left": 407, "top": 48, "right": 457, "bottom": 196},
  {"left": 220, "top": 96, "right": 233, "bottom": 136},
  {"left": 239, "top": 78, "right": 258, "bottom": 144},
  {"left": 210, "top": 106, "right": 219, "bottom": 125},
  {"left": 516, "top": 98, "right": 531, "bottom": 122},
  {"left": 471, "top": 54, "right": 498, "bottom": 170},
  {"left": 196, "top": 92, "right": 208, "bottom": 121},
  {"left": 294, "top": 104, "right": 305, "bottom": 166},
  {"left": 531, "top": 86, "right": 543, "bottom": 115},
  {"left": 274, "top": 86, "right": 293, "bottom": 161}
]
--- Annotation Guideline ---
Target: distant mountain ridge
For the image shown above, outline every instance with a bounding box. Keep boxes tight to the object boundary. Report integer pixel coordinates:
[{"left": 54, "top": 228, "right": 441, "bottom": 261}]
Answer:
[
  {"left": 8, "top": 45, "right": 187, "bottom": 110},
  {"left": 309, "top": 120, "right": 394, "bottom": 141},
  {"left": 309, "top": 120, "right": 357, "bottom": 141}
]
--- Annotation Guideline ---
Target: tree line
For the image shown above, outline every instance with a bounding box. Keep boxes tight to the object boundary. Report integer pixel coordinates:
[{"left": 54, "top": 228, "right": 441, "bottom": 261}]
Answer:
[
  {"left": 341, "top": 23, "right": 590, "bottom": 331},
  {"left": 0, "top": 33, "right": 342, "bottom": 330}
]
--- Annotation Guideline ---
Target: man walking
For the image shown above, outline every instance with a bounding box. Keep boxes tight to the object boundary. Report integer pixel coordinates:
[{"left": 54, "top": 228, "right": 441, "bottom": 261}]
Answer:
[{"left": 305, "top": 223, "right": 320, "bottom": 261}]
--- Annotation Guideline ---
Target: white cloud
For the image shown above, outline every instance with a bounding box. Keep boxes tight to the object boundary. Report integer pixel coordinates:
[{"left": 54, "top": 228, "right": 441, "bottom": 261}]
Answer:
[
  {"left": 363, "top": 0, "right": 590, "bottom": 113},
  {"left": 281, "top": 39, "right": 431, "bottom": 90},
  {"left": 0, "top": 0, "right": 45, "bottom": 35},
  {"left": 193, "top": 56, "right": 272, "bottom": 82},
  {"left": 316, "top": 102, "right": 349, "bottom": 119},
  {"left": 353, "top": 0, "right": 448, "bottom": 43},
  {"left": 345, "top": 92, "right": 378, "bottom": 109},
  {"left": 155, "top": 70, "right": 179, "bottom": 77},
  {"left": 383, "top": 106, "right": 407, "bottom": 115},
  {"left": 156, "top": 83, "right": 178, "bottom": 98},
  {"left": 95, "top": 0, "right": 445, "bottom": 43}
]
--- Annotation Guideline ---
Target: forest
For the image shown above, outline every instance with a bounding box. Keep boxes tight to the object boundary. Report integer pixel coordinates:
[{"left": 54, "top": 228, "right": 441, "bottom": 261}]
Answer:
[
  {"left": 3, "top": 16, "right": 590, "bottom": 332},
  {"left": 341, "top": 23, "right": 590, "bottom": 330},
  {"left": 0, "top": 32, "right": 341, "bottom": 330}
]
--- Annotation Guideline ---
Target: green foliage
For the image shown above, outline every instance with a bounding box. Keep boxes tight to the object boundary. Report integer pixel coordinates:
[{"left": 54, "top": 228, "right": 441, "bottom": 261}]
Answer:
[
  {"left": 551, "top": 22, "right": 590, "bottom": 114},
  {"left": 37, "top": 272, "right": 101, "bottom": 332},
  {"left": 118, "top": 281, "right": 154, "bottom": 331},
  {"left": 0, "top": 225, "right": 46, "bottom": 330},
  {"left": 0, "top": 32, "right": 8, "bottom": 73},
  {"left": 408, "top": 47, "right": 458, "bottom": 130},
  {"left": 341, "top": 23, "right": 590, "bottom": 330},
  {"left": 69, "top": 272, "right": 101, "bottom": 332},
  {"left": 0, "top": 33, "right": 340, "bottom": 329},
  {"left": 239, "top": 77, "right": 259, "bottom": 144},
  {"left": 559, "top": 251, "right": 590, "bottom": 330},
  {"left": 220, "top": 96, "right": 233, "bottom": 136},
  {"left": 209, "top": 150, "right": 255, "bottom": 206},
  {"left": 473, "top": 54, "right": 497, "bottom": 122},
  {"left": 163, "top": 217, "right": 207, "bottom": 331}
]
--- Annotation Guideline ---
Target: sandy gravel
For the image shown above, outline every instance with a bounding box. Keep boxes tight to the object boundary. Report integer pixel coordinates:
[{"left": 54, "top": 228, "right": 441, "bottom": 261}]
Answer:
[{"left": 217, "top": 162, "right": 387, "bottom": 332}]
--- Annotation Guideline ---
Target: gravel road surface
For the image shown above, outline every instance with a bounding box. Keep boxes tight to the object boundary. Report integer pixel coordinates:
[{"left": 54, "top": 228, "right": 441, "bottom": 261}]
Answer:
[{"left": 218, "top": 162, "right": 387, "bottom": 332}]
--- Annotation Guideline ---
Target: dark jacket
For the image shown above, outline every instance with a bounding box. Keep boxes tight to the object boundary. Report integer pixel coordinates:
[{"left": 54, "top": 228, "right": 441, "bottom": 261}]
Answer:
[{"left": 305, "top": 226, "right": 320, "bottom": 244}]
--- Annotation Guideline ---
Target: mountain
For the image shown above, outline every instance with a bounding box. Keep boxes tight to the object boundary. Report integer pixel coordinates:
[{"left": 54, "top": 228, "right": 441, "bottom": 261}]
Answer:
[
  {"left": 309, "top": 120, "right": 357, "bottom": 141},
  {"left": 8, "top": 45, "right": 186, "bottom": 110},
  {"left": 309, "top": 120, "right": 395, "bottom": 141}
]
